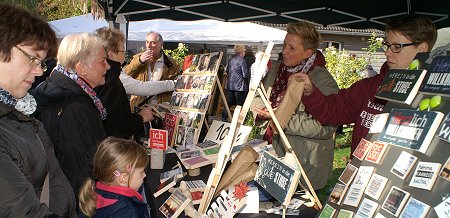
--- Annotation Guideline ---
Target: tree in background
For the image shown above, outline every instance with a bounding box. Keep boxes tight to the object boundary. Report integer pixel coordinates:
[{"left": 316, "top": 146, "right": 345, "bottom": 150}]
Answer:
[
  {"left": 38, "top": 0, "right": 84, "bottom": 21},
  {"left": 164, "top": 43, "right": 189, "bottom": 67},
  {"left": 4, "top": 0, "right": 93, "bottom": 21},
  {"left": 324, "top": 33, "right": 383, "bottom": 89}
]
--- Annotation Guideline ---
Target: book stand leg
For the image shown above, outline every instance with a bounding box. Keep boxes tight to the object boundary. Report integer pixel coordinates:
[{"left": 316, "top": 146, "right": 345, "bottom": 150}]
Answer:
[{"left": 256, "top": 87, "right": 322, "bottom": 209}]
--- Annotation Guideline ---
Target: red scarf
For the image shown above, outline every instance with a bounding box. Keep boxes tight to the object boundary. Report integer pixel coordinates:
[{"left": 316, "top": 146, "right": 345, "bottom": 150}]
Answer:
[{"left": 263, "top": 50, "right": 326, "bottom": 143}]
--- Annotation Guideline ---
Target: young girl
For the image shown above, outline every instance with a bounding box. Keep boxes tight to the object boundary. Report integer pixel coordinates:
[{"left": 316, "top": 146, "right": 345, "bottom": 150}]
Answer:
[{"left": 78, "top": 137, "right": 150, "bottom": 217}]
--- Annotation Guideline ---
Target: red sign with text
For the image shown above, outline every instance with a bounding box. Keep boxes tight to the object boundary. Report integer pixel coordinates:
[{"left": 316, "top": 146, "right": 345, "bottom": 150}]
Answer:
[{"left": 149, "top": 129, "right": 168, "bottom": 150}]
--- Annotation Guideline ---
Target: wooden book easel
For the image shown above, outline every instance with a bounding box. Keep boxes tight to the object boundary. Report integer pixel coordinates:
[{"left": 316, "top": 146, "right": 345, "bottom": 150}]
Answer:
[{"left": 199, "top": 42, "right": 322, "bottom": 216}]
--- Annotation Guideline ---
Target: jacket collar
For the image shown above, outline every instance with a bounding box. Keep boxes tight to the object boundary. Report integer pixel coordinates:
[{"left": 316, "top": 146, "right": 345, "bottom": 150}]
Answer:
[
  {"left": 95, "top": 181, "right": 143, "bottom": 202},
  {"left": 0, "top": 103, "right": 34, "bottom": 122}
]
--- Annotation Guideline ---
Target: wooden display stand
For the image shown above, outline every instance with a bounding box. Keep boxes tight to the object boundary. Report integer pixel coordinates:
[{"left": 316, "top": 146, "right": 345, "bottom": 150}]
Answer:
[{"left": 199, "top": 42, "right": 322, "bottom": 216}]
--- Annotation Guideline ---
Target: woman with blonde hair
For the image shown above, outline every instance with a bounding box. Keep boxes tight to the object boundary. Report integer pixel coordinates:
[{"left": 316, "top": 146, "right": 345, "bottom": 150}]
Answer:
[
  {"left": 32, "top": 33, "right": 110, "bottom": 195},
  {"left": 78, "top": 137, "right": 149, "bottom": 217}
]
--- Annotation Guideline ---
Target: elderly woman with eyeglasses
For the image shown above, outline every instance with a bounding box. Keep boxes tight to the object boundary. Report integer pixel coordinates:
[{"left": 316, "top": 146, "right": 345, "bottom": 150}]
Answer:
[
  {"left": 32, "top": 33, "right": 110, "bottom": 196},
  {"left": 0, "top": 4, "right": 76, "bottom": 217},
  {"left": 293, "top": 15, "right": 437, "bottom": 155}
]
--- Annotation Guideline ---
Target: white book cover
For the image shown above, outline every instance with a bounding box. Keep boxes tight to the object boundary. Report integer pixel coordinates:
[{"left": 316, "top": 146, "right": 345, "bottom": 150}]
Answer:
[
  {"left": 435, "top": 196, "right": 450, "bottom": 218},
  {"left": 399, "top": 197, "right": 430, "bottom": 218},
  {"left": 374, "top": 213, "right": 386, "bottom": 218},
  {"left": 355, "top": 198, "right": 378, "bottom": 218},
  {"left": 228, "top": 186, "right": 258, "bottom": 213},
  {"left": 409, "top": 161, "right": 442, "bottom": 190},
  {"left": 343, "top": 166, "right": 374, "bottom": 207},
  {"left": 364, "top": 173, "right": 388, "bottom": 200},
  {"left": 382, "top": 186, "right": 410, "bottom": 217},
  {"left": 390, "top": 151, "right": 418, "bottom": 180},
  {"left": 369, "top": 113, "right": 389, "bottom": 134}
]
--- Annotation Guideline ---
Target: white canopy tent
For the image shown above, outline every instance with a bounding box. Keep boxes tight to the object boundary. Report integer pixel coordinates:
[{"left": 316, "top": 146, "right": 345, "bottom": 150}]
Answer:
[{"left": 49, "top": 14, "right": 286, "bottom": 45}]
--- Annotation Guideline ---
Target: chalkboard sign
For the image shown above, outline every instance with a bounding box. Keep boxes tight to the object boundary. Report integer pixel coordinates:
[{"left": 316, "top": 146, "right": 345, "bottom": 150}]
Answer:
[{"left": 254, "top": 151, "right": 300, "bottom": 206}]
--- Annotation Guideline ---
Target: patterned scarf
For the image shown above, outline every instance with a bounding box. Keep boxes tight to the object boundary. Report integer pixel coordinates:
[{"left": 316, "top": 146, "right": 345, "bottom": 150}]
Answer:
[
  {"left": 54, "top": 64, "right": 107, "bottom": 120},
  {"left": 269, "top": 50, "right": 326, "bottom": 108},
  {"left": 0, "top": 89, "right": 37, "bottom": 115}
]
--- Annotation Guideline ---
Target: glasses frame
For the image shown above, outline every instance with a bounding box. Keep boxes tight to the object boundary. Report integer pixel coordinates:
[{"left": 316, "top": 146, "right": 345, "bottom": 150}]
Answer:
[
  {"left": 382, "top": 41, "right": 419, "bottom": 53},
  {"left": 15, "top": 46, "right": 47, "bottom": 72}
]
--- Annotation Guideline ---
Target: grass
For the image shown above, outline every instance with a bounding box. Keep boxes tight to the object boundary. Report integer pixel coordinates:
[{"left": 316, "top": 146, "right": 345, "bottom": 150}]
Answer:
[
  {"left": 317, "top": 146, "right": 350, "bottom": 203},
  {"left": 316, "top": 127, "right": 353, "bottom": 203}
]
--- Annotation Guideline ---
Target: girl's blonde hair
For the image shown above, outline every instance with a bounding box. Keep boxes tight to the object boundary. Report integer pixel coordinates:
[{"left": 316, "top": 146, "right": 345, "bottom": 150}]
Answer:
[
  {"left": 57, "top": 33, "right": 106, "bottom": 70},
  {"left": 78, "top": 137, "right": 149, "bottom": 217}
]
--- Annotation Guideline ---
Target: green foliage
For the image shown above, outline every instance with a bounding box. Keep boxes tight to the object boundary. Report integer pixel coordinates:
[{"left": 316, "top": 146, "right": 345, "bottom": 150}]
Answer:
[
  {"left": 335, "top": 126, "right": 353, "bottom": 148},
  {"left": 163, "top": 43, "right": 189, "bottom": 67},
  {"left": 8, "top": 0, "right": 84, "bottom": 21},
  {"left": 244, "top": 111, "right": 262, "bottom": 141},
  {"left": 38, "top": 0, "right": 84, "bottom": 21},
  {"left": 324, "top": 33, "right": 383, "bottom": 89}
]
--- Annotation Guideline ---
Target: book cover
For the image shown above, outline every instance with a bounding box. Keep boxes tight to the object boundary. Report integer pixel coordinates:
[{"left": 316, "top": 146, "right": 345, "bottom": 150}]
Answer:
[
  {"left": 163, "top": 113, "right": 179, "bottom": 147},
  {"left": 336, "top": 209, "right": 354, "bottom": 218},
  {"left": 338, "top": 163, "right": 358, "bottom": 185},
  {"left": 318, "top": 204, "right": 336, "bottom": 218},
  {"left": 369, "top": 113, "right": 389, "bottom": 133},
  {"left": 254, "top": 151, "right": 300, "bottom": 206},
  {"left": 154, "top": 176, "right": 178, "bottom": 198},
  {"left": 190, "top": 191, "right": 203, "bottom": 205},
  {"left": 434, "top": 196, "right": 450, "bottom": 218},
  {"left": 409, "top": 161, "right": 442, "bottom": 190},
  {"left": 328, "top": 183, "right": 348, "bottom": 205},
  {"left": 211, "top": 202, "right": 225, "bottom": 218},
  {"left": 160, "top": 167, "right": 184, "bottom": 183},
  {"left": 175, "top": 125, "right": 186, "bottom": 147},
  {"left": 185, "top": 180, "right": 206, "bottom": 192},
  {"left": 375, "top": 68, "right": 427, "bottom": 105},
  {"left": 184, "top": 127, "right": 198, "bottom": 147},
  {"left": 355, "top": 198, "right": 378, "bottom": 218},
  {"left": 364, "top": 173, "right": 388, "bottom": 200},
  {"left": 159, "top": 189, "right": 191, "bottom": 218},
  {"left": 399, "top": 197, "right": 430, "bottom": 218},
  {"left": 216, "top": 196, "right": 234, "bottom": 217},
  {"left": 182, "top": 156, "right": 211, "bottom": 169},
  {"left": 378, "top": 109, "right": 444, "bottom": 154},
  {"left": 197, "top": 140, "right": 218, "bottom": 149},
  {"left": 381, "top": 186, "right": 410, "bottom": 217},
  {"left": 203, "top": 146, "right": 220, "bottom": 156},
  {"left": 178, "top": 150, "right": 202, "bottom": 160},
  {"left": 353, "top": 138, "right": 373, "bottom": 160},
  {"left": 149, "top": 128, "right": 168, "bottom": 150},
  {"left": 365, "top": 140, "right": 388, "bottom": 164},
  {"left": 343, "top": 166, "right": 374, "bottom": 207},
  {"left": 439, "top": 156, "right": 450, "bottom": 182},
  {"left": 390, "top": 151, "right": 418, "bottom": 179},
  {"left": 374, "top": 213, "right": 386, "bottom": 218},
  {"left": 418, "top": 55, "right": 450, "bottom": 96},
  {"left": 436, "top": 112, "right": 450, "bottom": 142}
]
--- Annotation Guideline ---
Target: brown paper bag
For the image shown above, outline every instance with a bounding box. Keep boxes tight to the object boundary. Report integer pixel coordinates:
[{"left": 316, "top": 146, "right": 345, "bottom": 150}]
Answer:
[
  {"left": 213, "top": 146, "right": 258, "bottom": 197},
  {"left": 273, "top": 78, "right": 305, "bottom": 129}
]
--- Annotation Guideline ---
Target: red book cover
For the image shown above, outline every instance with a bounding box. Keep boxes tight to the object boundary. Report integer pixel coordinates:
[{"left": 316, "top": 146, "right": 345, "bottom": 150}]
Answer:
[
  {"left": 190, "top": 191, "right": 203, "bottom": 205},
  {"left": 149, "top": 129, "right": 168, "bottom": 150},
  {"left": 365, "top": 140, "right": 388, "bottom": 164},
  {"left": 163, "top": 113, "right": 179, "bottom": 147},
  {"left": 353, "top": 138, "right": 373, "bottom": 160}
]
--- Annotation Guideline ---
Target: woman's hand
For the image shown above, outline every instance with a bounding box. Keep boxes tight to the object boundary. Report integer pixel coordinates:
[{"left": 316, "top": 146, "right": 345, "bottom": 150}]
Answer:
[
  {"left": 290, "top": 73, "right": 315, "bottom": 95},
  {"left": 255, "top": 107, "right": 272, "bottom": 120}
]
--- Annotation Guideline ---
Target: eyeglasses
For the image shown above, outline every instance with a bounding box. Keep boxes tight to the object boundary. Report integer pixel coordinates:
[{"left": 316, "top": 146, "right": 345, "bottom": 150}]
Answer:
[
  {"left": 15, "top": 46, "right": 47, "bottom": 71},
  {"left": 117, "top": 50, "right": 126, "bottom": 53},
  {"left": 382, "top": 41, "right": 419, "bottom": 53}
]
